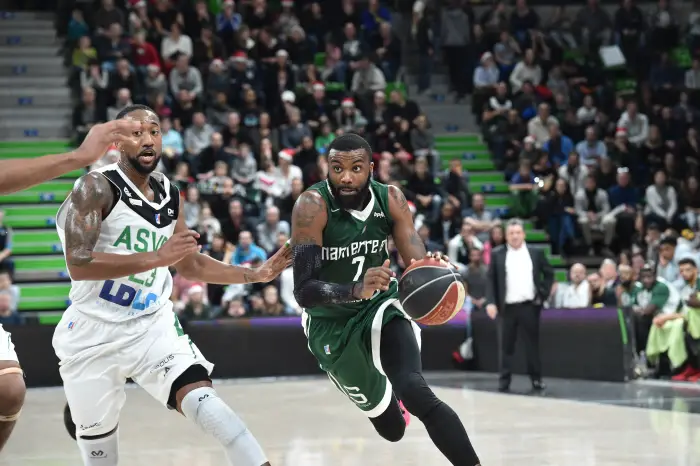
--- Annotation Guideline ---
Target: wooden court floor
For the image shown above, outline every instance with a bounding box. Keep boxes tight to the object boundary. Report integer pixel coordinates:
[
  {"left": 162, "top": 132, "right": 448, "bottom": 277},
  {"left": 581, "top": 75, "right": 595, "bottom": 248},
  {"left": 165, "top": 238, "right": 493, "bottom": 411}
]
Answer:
[{"left": 2, "top": 374, "right": 699, "bottom": 465}]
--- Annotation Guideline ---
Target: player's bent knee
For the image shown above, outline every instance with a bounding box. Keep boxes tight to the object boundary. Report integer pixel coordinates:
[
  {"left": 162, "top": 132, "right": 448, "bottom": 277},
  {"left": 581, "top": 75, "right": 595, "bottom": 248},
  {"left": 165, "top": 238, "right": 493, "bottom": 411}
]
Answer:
[
  {"left": 169, "top": 364, "right": 212, "bottom": 410},
  {"left": 0, "top": 367, "right": 25, "bottom": 422},
  {"left": 393, "top": 372, "right": 440, "bottom": 419}
]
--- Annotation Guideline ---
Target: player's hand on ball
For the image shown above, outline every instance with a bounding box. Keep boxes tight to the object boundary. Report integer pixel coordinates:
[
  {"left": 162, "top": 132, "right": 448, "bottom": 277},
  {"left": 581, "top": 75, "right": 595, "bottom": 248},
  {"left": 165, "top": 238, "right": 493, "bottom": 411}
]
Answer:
[
  {"left": 157, "top": 230, "right": 200, "bottom": 266},
  {"left": 75, "top": 120, "right": 144, "bottom": 165},
  {"left": 411, "top": 252, "right": 451, "bottom": 267},
  {"left": 356, "top": 259, "right": 395, "bottom": 299},
  {"left": 252, "top": 242, "right": 292, "bottom": 282},
  {"left": 486, "top": 304, "right": 498, "bottom": 320}
]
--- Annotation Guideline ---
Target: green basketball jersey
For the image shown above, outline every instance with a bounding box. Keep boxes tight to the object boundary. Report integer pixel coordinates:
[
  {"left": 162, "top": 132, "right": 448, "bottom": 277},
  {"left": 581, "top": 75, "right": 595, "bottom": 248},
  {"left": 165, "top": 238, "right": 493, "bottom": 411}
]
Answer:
[
  {"left": 305, "top": 179, "right": 397, "bottom": 319},
  {"left": 620, "top": 282, "right": 643, "bottom": 308}
]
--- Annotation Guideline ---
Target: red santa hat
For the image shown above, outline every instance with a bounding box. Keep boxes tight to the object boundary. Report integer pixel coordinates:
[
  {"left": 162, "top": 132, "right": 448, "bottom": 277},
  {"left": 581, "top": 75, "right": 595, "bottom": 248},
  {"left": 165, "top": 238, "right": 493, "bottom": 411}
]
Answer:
[
  {"left": 615, "top": 127, "right": 627, "bottom": 138},
  {"left": 230, "top": 51, "right": 247, "bottom": 63},
  {"left": 341, "top": 97, "right": 354, "bottom": 108},
  {"left": 312, "top": 81, "right": 325, "bottom": 92},
  {"left": 278, "top": 149, "right": 295, "bottom": 162}
]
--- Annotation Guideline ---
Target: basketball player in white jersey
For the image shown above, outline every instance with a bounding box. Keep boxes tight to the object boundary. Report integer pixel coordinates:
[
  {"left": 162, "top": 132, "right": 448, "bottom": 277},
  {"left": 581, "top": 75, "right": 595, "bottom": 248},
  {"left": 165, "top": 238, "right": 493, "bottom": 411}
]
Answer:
[
  {"left": 0, "top": 118, "right": 141, "bottom": 452},
  {"left": 53, "top": 105, "right": 290, "bottom": 466}
]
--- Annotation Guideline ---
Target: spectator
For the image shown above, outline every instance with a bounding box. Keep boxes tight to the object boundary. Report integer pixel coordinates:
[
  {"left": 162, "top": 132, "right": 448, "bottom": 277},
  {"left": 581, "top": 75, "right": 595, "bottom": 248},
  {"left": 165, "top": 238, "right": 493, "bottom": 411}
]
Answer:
[
  {"left": 608, "top": 167, "right": 639, "bottom": 251},
  {"left": 350, "top": 54, "right": 387, "bottom": 96},
  {"left": 575, "top": 175, "right": 615, "bottom": 255},
  {"left": 169, "top": 53, "right": 203, "bottom": 101},
  {"left": 68, "top": 9, "right": 90, "bottom": 44},
  {"left": 280, "top": 107, "right": 312, "bottom": 149},
  {"left": 544, "top": 178, "right": 576, "bottom": 255},
  {"left": 575, "top": 0, "right": 612, "bottom": 50},
  {"left": 374, "top": 22, "right": 401, "bottom": 83},
  {"left": 617, "top": 101, "right": 649, "bottom": 147},
  {"left": 657, "top": 235, "right": 680, "bottom": 283},
  {"left": 461, "top": 248, "right": 488, "bottom": 313},
  {"left": 561, "top": 263, "right": 590, "bottom": 308},
  {"left": 528, "top": 103, "right": 558, "bottom": 148},
  {"left": 181, "top": 285, "right": 213, "bottom": 322},
  {"left": 542, "top": 122, "right": 574, "bottom": 167},
  {"left": 0, "top": 270, "right": 19, "bottom": 313},
  {"left": 110, "top": 58, "right": 141, "bottom": 102},
  {"left": 440, "top": 0, "right": 470, "bottom": 102},
  {"left": 192, "top": 23, "right": 225, "bottom": 72},
  {"left": 448, "top": 221, "right": 483, "bottom": 268},
  {"left": 493, "top": 30, "right": 521, "bottom": 79},
  {"left": 508, "top": 159, "right": 539, "bottom": 218},
  {"left": 0, "top": 294, "right": 22, "bottom": 326},
  {"left": 96, "top": 22, "right": 131, "bottom": 72},
  {"left": 73, "top": 87, "right": 102, "bottom": 145},
  {"left": 685, "top": 58, "right": 700, "bottom": 90},
  {"left": 644, "top": 169, "right": 679, "bottom": 230},
  {"left": 132, "top": 30, "right": 161, "bottom": 72},
  {"left": 107, "top": 88, "right": 133, "bottom": 121},
  {"left": 575, "top": 126, "right": 607, "bottom": 167},
  {"left": 184, "top": 112, "right": 215, "bottom": 159},
  {"left": 232, "top": 231, "right": 267, "bottom": 267},
  {"left": 362, "top": 0, "right": 391, "bottom": 34},
  {"left": 95, "top": 0, "right": 125, "bottom": 35},
  {"left": 152, "top": 0, "right": 184, "bottom": 38},
  {"left": 73, "top": 36, "right": 97, "bottom": 71},
  {"left": 510, "top": 49, "right": 542, "bottom": 94},
  {"left": 681, "top": 176, "right": 700, "bottom": 230},
  {"left": 510, "top": 0, "right": 540, "bottom": 46},
  {"left": 588, "top": 272, "right": 617, "bottom": 306},
  {"left": 256, "top": 206, "right": 290, "bottom": 254}
]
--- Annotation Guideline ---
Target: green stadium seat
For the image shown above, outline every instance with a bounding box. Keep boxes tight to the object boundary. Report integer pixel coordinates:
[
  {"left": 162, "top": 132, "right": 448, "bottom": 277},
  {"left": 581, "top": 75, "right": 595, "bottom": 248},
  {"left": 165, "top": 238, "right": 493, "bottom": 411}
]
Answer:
[
  {"left": 314, "top": 52, "right": 326, "bottom": 69},
  {"left": 385, "top": 81, "right": 407, "bottom": 99},
  {"left": 11, "top": 229, "right": 62, "bottom": 255},
  {"left": 18, "top": 283, "right": 71, "bottom": 312}
]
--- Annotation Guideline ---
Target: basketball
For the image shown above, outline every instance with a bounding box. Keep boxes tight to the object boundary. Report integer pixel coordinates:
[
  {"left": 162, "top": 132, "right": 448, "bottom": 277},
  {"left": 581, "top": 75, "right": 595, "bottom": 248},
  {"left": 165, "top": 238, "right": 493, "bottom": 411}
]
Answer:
[{"left": 398, "top": 258, "right": 466, "bottom": 325}]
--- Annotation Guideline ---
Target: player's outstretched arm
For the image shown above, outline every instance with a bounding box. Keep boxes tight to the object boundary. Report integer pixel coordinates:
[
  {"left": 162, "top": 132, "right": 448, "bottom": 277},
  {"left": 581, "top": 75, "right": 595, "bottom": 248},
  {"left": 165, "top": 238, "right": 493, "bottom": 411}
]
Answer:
[
  {"left": 173, "top": 197, "right": 291, "bottom": 284},
  {"left": 64, "top": 173, "right": 198, "bottom": 281},
  {"left": 387, "top": 185, "right": 427, "bottom": 264},
  {"left": 290, "top": 190, "right": 364, "bottom": 307},
  {"left": 0, "top": 120, "right": 141, "bottom": 195}
]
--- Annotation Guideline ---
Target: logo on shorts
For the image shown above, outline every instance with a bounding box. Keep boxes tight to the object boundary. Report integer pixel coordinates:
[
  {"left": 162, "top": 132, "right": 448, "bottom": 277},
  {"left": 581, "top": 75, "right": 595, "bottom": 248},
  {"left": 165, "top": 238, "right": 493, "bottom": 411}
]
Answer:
[
  {"left": 150, "top": 354, "right": 174, "bottom": 373},
  {"left": 91, "top": 450, "right": 106, "bottom": 458},
  {"left": 79, "top": 422, "right": 101, "bottom": 431},
  {"left": 324, "top": 344, "right": 331, "bottom": 355}
]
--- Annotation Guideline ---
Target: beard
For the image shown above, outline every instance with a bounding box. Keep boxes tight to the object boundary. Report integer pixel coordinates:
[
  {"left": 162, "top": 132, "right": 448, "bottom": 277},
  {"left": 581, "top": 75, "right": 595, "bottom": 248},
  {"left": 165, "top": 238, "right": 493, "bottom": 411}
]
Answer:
[
  {"left": 329, "top": 176, "right": 371, "bottom": 210},
  {"left": 126, "top": 150, "right": 161, "bottom": 174}
]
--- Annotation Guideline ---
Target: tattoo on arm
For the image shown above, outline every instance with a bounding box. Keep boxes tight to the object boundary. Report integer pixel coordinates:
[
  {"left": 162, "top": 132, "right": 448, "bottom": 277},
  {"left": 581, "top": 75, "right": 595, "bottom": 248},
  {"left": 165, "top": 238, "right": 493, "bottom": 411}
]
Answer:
[
  {"left": 389, "top": 184, "right": 410, "bottom": 215},
  {"left": 65, "top": 173, "right": 112, "bottom": 267},
  {"left": 388, "top": 185, "right": 427, "bottom": 262},
  {"left": 291, "top": 191, "right": 326, "bottom": 246}
]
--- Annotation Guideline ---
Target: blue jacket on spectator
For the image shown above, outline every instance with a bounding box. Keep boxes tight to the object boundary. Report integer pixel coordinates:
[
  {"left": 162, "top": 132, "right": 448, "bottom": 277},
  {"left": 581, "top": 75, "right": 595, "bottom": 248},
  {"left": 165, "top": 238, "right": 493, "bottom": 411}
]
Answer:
[
  {"left": 68, "top": 18, "right": 90, "bottom": 42},
  {"left": 0, "top": 312, "right": 24, "bottom": 327},
  {"left": 162, "top": 128, "right": 185, "bottom": 156},
  {"left": 232, "top": 244, "right": 267, "bottom": 267},
  {"left": 543, "top": 135, "right": 573, "bottom": 167},
  {"left": 608, "top": 184, "right": 639, "bottom": 209},
  {"left": 216, "top": 12, "right": 243, "bottom": 33},
  {"left": 362, "top": 6, "right": 391, "bottom": 32}
]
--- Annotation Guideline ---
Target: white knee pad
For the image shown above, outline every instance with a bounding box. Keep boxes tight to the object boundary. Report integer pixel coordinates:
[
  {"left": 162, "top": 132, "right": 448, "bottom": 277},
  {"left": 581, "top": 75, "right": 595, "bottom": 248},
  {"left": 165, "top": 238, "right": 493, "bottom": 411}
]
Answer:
[
  {"left": 181, "top": 387, "right": 267, "bottom": 466},
  {"left": 76, "top": 428, "right": 119, "bottom": 466}
]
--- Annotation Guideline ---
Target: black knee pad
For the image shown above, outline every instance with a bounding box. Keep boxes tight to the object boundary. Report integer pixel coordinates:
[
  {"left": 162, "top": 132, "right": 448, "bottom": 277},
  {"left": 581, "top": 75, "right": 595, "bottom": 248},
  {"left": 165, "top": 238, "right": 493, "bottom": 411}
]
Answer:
[
  {"left": 393, "top": 372, "right": 440, "bottom": 420},
  {"left": 63, "top": 403, "right": 77, "bottom": 440},
  {"left": 167, "top": 364, "right": 211, "bottom": 409},
  {"left": 369, "top": 398, "right": 405, "bottom": 442}
]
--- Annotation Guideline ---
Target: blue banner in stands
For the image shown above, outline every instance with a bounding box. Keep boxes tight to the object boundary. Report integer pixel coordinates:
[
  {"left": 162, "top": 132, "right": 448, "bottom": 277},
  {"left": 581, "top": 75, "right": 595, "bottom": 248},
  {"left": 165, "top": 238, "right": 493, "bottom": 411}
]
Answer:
[
  {"left": 5, "top": 36, "right": 21, "bottom": 45},
  {"left": 17, "top": 97, "right": 32, "bottom": 106},
  {"left": 12, "top": 65, "right": 26, "bottom": 75}
]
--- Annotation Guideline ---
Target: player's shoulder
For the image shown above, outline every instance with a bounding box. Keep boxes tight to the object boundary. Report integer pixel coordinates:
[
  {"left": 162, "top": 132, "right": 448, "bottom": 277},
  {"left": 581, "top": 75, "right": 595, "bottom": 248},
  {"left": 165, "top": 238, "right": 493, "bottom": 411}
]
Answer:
[
  {"left": 296, "top": 189, "right": 327, "bottom": 210},
  {"left": 73, "top": 170, "right": 113, "bottom": 197}
]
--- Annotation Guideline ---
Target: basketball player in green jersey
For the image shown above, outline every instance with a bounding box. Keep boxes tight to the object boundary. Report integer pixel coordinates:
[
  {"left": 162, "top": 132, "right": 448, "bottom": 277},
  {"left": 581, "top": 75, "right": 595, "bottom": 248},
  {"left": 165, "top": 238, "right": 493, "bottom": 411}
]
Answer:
[{"left": 291, "top": 134, "right": 481, "bottom": 465}]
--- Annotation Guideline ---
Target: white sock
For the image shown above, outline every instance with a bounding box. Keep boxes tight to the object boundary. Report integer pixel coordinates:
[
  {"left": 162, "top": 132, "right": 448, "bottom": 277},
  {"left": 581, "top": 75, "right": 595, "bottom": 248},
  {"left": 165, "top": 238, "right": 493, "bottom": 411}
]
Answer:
[
  {"left": 181, "top": 387, "right": 268, "bottom": 466},
  {"left": 76, "top": 429, "right": 119, "bottom": 466}
]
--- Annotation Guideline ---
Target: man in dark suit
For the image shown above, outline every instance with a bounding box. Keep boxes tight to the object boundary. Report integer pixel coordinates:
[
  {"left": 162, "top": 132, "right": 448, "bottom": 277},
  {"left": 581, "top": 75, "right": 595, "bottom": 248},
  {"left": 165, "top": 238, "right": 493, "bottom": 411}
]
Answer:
[{"left": 486, "top": 219, "right": 554, "bottom": 392}]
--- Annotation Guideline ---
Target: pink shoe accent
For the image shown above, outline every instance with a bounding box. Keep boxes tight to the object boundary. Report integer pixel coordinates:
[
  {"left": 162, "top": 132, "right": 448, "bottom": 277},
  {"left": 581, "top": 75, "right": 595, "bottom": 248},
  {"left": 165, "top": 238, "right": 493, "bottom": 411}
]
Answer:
[{"left": 399, "top": 400, "right": 411, "bottom": 427}]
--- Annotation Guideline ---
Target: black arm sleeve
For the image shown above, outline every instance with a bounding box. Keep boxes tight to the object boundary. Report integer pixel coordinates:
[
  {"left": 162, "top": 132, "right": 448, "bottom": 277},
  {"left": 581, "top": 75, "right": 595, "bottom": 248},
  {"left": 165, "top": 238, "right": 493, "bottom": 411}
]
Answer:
[{"left": 292, "top": 244, "right": 359, "bottom": 308}]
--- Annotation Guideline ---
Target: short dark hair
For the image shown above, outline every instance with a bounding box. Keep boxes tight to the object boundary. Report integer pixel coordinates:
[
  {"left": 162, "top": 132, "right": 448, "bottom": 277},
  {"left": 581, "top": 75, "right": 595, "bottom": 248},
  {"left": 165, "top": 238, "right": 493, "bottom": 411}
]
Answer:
[
  {"left": 328, "top": 133, "right": 373, "bottom": 161},
  {"left": 679, "top": 257, "right": 698, "bottom": 268},
  {"left": 115, "top": 104, "right": 156, "bottom": 120},
  {"left": 659, "top": 235, "right": 677, "bottom": 247}
]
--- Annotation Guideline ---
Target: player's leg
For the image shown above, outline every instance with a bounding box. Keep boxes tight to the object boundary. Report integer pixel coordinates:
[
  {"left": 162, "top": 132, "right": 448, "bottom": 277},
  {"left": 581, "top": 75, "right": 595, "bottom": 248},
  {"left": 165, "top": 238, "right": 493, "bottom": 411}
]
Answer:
[
  {"left": 0, "top": 325, "right": 25, "bottom": 451},
  {"left": 0, "top": 361, "right": 25, "bottom": 451},
  {"left": 133, "top": 309, "right": 269, "bottom": 466},
  {"left": 367, "top": 394, "right": 406, "bottom": 442},
  {"left": 380, "top": 316, "right": 481, "bottom": 466},
  {"left": 53, "top": 315, "right": 126, "bottom": 466}
]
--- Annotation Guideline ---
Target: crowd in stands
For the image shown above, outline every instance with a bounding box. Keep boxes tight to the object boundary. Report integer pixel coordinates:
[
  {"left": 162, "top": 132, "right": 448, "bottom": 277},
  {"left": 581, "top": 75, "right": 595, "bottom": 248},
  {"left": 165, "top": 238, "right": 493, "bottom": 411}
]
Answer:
[{"left": 469, "top": 0, "right": 700, "bottom": 378}]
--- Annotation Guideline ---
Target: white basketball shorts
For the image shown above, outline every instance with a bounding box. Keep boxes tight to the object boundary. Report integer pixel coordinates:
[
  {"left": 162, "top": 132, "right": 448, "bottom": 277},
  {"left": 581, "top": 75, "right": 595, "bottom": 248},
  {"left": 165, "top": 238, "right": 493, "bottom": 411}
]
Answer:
[
  {"left": 0, "top": 324, "right": 19, "bottom": 363},
  {"left": 52, "top": 302, "right": 214, "bottom": 437}
]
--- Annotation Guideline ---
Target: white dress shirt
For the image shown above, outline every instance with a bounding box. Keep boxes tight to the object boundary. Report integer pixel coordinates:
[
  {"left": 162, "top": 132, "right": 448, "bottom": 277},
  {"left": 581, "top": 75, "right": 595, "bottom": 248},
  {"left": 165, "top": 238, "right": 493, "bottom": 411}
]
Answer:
[
  {"left": 561, "top": 281, "right": 590, "bottom": 308},
  {"left": 504, "top": 244, "right": 536, "bottom": 304}
]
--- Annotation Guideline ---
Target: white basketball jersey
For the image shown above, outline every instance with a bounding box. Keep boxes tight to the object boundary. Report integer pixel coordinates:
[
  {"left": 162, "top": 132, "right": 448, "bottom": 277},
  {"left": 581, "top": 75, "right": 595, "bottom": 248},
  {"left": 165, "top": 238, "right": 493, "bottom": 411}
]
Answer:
[{"left": 56, "top": 164, "right": 180, "bottom": 322}]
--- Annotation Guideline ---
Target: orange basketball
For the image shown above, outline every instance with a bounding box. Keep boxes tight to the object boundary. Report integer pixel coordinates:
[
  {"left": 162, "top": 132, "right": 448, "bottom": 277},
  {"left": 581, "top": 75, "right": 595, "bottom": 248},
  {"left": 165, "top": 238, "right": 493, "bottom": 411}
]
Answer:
[{"left": 398, "top": 258, "right": 465, "bottom": 325}]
